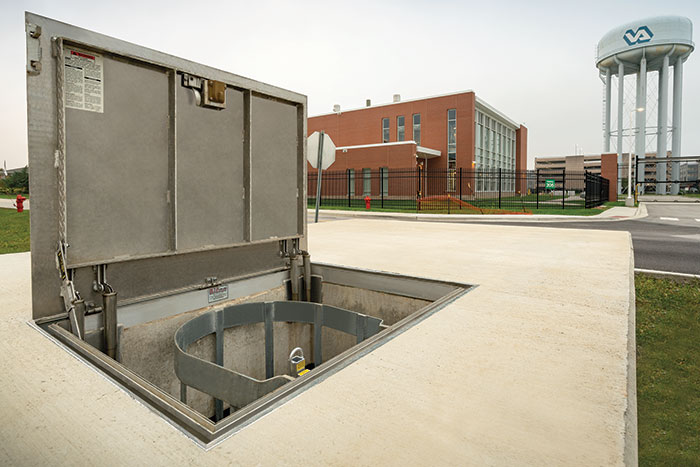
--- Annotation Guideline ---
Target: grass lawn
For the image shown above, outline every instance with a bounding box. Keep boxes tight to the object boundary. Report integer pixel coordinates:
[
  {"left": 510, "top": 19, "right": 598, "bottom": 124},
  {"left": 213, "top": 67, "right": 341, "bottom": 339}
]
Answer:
[
  {"left": 0, "top": 208, "right": 30, "bottom": 254},
  {"left": 0, "top": 193, "right": 29, "bottom": 199},
  {"left": 636, "top": 273, "right": 700, "bottom": 465}
]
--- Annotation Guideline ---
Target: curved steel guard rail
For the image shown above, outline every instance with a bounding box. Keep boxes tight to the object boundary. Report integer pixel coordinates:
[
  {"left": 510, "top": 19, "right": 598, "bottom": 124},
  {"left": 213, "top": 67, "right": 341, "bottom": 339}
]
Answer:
[{"left": 174, "top": 301, "right": 383, "bottom": 413}]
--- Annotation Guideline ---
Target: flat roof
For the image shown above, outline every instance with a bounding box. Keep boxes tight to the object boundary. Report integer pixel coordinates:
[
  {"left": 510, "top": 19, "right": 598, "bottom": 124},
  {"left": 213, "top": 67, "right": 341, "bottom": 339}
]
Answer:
[
  {"left": 337, "top": 141, "right": 441, "bottom": 157},
  {"left": 312, "top": 90, "right": 521, "bottom": 129}
]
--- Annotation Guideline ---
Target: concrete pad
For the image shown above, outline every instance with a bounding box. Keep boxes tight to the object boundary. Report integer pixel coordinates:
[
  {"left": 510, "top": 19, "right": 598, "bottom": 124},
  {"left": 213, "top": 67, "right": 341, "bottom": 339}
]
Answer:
[{"left": 0, "top": 220, "right": 636, "bottom": 465}]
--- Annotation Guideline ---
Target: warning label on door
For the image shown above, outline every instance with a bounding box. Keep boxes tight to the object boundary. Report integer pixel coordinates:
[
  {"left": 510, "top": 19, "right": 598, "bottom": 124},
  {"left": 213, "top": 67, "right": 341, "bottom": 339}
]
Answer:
[
  {"left": 208, "top": 285, "right": 229, "bottom": 303},
  {"left": 64, "top": 47, "right": 103, "bottom": 113}
]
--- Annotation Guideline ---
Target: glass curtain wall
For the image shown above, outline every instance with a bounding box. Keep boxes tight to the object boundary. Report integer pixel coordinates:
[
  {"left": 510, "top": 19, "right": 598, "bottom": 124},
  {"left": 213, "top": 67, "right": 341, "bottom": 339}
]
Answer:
[{"left": 474, "top": 109, "right": 517, "bottom": 192}]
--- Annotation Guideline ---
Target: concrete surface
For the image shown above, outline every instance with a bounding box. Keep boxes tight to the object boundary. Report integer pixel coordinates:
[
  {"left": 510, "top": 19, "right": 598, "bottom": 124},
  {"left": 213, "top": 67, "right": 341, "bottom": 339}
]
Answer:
[
  {"left": 0, "top": 220, "right": 636, "bottom": 466},
  {"left": 595, "top": 206, "right": 640, "bottom": 218},
  {"left": 309, "top": 203, "right": 646, "bottom": 223},
  {"left": 0, "top": 198, "right": 29, "bottom": 210}
]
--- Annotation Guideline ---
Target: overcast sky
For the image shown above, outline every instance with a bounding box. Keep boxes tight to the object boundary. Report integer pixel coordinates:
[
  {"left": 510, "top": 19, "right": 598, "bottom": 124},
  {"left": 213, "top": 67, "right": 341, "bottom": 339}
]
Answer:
[{"left": 1, "top": 0, "right": 699, "bottom": 170}]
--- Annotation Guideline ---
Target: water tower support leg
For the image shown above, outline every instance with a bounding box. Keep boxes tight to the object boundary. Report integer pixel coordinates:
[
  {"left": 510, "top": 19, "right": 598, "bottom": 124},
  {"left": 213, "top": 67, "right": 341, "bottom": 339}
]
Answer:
[
  {"left": 656, "top": 55, "right": 669, "bottom": 195},
  {"left": 635, "top": 57, "right": 647, "bottom": 194},
  {"left": 617, "top": 61, "right": 624, "bottom": 195},
  {"left": 671, "top": 57, "right": 683, "bottom": 195},
  {"left": 604, "top": 68, "right": 611, "bottom": 153}
]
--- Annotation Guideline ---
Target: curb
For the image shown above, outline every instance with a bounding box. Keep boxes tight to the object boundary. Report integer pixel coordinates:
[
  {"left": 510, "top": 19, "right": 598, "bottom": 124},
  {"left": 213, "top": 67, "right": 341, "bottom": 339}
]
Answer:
[
  {"left": 635, "top": 268, "right": 700, "bottom": 282},
  {"left": 309, "top": 206, "right": 642, "bottom": 223}
]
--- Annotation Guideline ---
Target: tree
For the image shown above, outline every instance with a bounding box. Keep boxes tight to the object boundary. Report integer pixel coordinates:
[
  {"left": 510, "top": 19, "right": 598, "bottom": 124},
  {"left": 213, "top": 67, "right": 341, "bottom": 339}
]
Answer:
[{"left": 2, "top": 167, "right": 29, "bottom": 193}]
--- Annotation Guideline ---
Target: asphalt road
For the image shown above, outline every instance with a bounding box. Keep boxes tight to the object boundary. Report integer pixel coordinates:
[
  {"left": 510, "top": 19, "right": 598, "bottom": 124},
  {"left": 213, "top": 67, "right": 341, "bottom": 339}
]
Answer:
[
  {"left": 475, "top": 204, "right": 700, "bottom": 276},
  {"left": 316, "top": 203, "right": 700, "bottom": 275}
]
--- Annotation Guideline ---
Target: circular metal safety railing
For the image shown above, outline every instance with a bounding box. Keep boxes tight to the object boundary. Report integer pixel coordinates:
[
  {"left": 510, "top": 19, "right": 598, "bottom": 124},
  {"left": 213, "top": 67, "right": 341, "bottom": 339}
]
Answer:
[{"left": 174, "top": 301, "right": 383, "bottom": 417}]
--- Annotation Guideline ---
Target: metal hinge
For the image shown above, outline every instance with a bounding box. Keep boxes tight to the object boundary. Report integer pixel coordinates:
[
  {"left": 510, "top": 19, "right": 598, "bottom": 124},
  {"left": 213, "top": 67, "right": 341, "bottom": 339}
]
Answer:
[
  {"left": 25, "top": 22, "right": 42, "bottom": 75},
  {"left": 203, "top": 276, "right": 221, "bottom": 288}
]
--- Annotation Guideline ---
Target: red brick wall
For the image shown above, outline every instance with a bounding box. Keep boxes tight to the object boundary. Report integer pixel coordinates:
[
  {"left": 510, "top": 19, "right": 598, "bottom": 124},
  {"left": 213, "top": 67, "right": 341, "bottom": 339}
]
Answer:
[
  {"left": 308, "top": 93, "right": 476, "bottom": 171},
  {"left": 308, "top": 144, "right": 419, "bottom": 198},
  {"left": 307, "top": 143, "right": 417, "bottom": 173},
  {"left": 600, "top": 153, "right": 618, "bottom": 201},
  {"left": 515, "top": 125, "right": 528, "bottom": 194}
]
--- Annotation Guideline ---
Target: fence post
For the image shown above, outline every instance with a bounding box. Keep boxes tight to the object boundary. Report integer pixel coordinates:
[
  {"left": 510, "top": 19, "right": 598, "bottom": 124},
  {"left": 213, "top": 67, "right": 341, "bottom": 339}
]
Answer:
[
  {"left": 347, "top": 169, "right": 350, "bottom": 208},
  {"left": 536, "top": 169, "right": 540, "bottom": 209},
  {"left": 416, "top": 166, "right": 421, "bottom": 212},
  {"left": 380, "top": 167, "right": 384, "bottom": 209},
  {"left": 562, "top": 169, "right": 566, "bottom": 209},
  {"left": 635, "top": 155, "right": 639, "bottom": 198},
  {"left": 459, "top": 167, "right": 462, "bottom": 208},
  {"left": 498, "top": 168, "right": 502, "bottom": 209}
]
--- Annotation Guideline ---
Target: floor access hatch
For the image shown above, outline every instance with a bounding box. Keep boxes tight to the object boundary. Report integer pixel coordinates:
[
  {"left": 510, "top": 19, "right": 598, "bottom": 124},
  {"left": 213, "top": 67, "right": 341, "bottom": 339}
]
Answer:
[{"left": 26, "top": 13, "right": 473, "bottom": 448}]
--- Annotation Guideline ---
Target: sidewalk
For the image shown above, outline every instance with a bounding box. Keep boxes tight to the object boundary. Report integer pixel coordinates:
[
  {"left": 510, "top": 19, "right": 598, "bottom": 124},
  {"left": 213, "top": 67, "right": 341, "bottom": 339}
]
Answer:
[
  {"left": 0, "top": 199, "right": 30, "bottom": 210},
  {"left": 310, "top": 203, "right": 647, "bottom": 223}
]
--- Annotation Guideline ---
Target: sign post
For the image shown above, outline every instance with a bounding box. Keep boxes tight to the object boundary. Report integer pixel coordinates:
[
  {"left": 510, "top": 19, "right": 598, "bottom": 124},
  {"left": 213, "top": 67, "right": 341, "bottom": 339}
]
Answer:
[
  {"left": 307, "top": 131, "right": 336, "bottom": 223},
  {"left": 314, "top": 132, "right": 325, "bottom": 223}
]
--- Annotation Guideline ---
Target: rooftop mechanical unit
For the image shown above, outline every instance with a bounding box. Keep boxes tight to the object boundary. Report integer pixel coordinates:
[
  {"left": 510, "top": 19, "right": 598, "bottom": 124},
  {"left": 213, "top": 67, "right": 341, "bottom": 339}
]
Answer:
[{"left": 25, "top": 12, "right": 472, "bottom": 447}]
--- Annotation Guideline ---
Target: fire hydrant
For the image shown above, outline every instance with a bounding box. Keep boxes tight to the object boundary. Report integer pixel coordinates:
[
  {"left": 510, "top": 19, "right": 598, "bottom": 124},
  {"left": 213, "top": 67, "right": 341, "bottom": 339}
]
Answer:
[
  {"left": 14, "top": 194, "right": 26, "bottom": 213},
  {"left": 364, "top": 196, "right": 371, "bottom": 210}
]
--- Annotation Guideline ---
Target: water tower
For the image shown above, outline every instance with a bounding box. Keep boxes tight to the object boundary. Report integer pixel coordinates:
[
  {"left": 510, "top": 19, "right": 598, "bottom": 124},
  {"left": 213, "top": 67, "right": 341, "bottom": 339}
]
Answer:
[{"left": 596, "top": 16, "right": 693, "bottom": 195}]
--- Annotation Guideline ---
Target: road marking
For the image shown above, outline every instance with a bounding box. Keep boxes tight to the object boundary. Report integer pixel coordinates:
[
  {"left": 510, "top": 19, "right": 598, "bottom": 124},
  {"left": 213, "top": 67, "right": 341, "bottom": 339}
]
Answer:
[{"left": 659, "top": 217, "right": 679, "bottom": 221}]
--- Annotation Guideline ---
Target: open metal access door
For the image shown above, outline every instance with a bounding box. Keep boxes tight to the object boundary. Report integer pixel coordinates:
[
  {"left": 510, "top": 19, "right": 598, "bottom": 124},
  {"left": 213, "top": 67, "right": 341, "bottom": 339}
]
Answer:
[{"left": 25, "top": 12, "right": 307, "bottom": 320}]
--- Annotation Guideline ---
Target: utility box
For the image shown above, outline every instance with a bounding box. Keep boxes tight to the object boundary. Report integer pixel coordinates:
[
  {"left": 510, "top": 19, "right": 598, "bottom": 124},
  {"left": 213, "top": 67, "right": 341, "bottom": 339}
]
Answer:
[{"left": 26, "top": 12, "right": 471, "bottom": 447}]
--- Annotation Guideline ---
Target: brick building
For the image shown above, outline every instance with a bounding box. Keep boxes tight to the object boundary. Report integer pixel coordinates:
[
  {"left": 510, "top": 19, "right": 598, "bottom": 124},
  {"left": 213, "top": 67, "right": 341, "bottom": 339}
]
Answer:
[{"left": 307, "top": 91, "right": 528, "bottom": 194}]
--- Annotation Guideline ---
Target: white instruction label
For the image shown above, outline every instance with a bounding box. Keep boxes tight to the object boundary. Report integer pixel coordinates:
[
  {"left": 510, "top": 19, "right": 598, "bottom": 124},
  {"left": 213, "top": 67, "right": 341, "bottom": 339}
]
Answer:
[
  {"left": 64, "top": 47, "right": 104, "bottom": 113},
  {"left": 208, "top": 285, "right": 229, "bottom": 304}
]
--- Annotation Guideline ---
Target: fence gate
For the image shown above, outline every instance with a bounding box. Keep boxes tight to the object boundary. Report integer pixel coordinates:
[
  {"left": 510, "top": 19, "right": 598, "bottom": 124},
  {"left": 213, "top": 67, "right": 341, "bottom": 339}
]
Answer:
[{"left": 634, "top": 155, "right": 700, "bottom": 195}]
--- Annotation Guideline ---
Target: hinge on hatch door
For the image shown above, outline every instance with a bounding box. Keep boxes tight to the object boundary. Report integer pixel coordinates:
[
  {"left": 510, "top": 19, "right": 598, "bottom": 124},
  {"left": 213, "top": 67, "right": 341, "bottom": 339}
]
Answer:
[{"left": 26, "top": 22, "right": 42, "bottom": 75}]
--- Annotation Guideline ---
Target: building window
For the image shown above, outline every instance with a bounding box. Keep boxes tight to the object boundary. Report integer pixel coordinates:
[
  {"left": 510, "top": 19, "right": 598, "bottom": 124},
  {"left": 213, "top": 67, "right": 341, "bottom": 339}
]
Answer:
[
  {"left": 397, "top": 116, "right": 405, "bottom": 142},
  {"left": 447, "top": 109, "right": 457, "bottom": 192},
  {"left": 382, "top": 118, "right": 390, "bottom": 143},
  {"left": 363, "top": 168, "right": 371, "bottom": 196},
  {"left": 348, "top": 169, "right": 355, "bottom": 196},
  {"left": 447, "top": 109, "right": 456, "bottom": 163},
  {"left": 412, "top": 114, "right": 421, "bottom": 145},
  {"left": 381, "top": 167, "right": 389, "bottom": 194}
]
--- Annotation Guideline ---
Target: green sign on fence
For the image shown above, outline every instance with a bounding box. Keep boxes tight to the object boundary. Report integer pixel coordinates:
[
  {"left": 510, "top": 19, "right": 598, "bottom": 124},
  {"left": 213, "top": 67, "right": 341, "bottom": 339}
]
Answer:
[{"left": 545, "top": 179, "right": 555, "bottom": 190}]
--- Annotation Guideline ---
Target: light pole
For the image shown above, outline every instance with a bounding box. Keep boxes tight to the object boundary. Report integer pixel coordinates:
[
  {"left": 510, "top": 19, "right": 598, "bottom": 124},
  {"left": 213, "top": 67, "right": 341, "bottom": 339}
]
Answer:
[{"left": 626, "top": 107, "right": 644, "bottom": 207}]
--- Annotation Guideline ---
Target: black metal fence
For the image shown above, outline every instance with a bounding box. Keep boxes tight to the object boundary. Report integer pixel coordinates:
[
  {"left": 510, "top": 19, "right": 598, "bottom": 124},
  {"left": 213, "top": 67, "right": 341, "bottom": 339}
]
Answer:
[
  {"left": 584, "top": 172, "right": 610, "bottom": 208},
  {"left": 633, "top": 156, "right": 700, "bottom": 194},
  {"left": 308, "top": 168, "right": 610, "bottom": 213}
]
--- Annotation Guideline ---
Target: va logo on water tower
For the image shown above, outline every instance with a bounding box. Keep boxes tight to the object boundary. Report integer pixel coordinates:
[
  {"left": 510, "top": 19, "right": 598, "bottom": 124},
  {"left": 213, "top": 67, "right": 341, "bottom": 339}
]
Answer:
[{"left": 623, "top": 26, "right": 653, "bottom": 46}]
